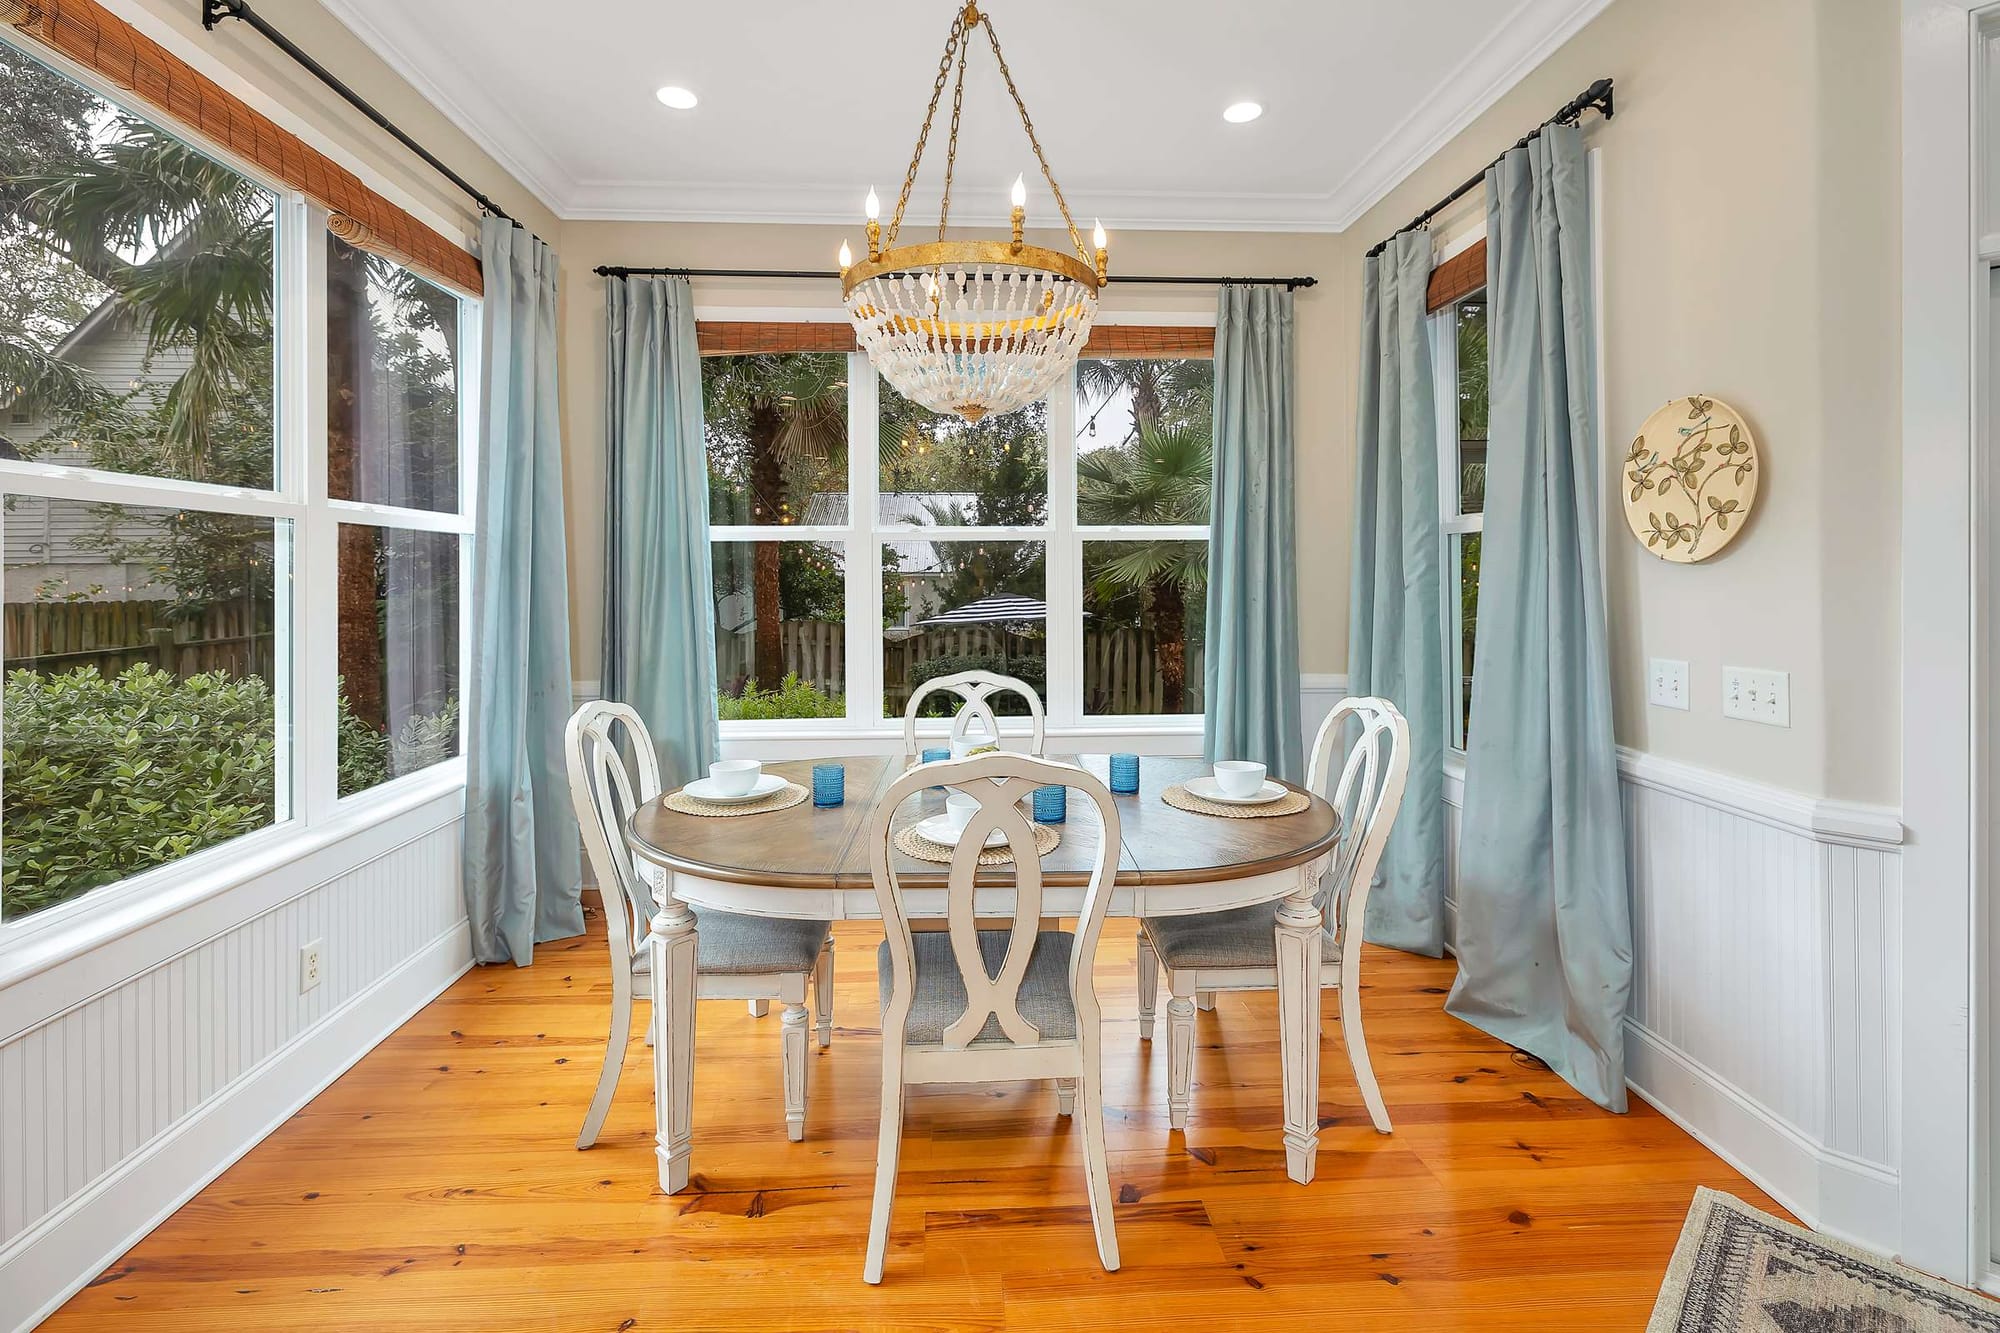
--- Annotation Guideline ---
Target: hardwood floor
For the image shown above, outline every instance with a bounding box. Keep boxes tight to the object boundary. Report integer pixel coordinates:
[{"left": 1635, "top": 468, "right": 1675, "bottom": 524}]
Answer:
[{"left": 47, "top": 909, "right": 1788, "bottom": 1331}]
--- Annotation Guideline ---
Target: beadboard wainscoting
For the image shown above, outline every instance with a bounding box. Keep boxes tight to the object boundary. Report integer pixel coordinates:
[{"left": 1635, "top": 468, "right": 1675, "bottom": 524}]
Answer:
[
  {"left": 0, "top": 783, "right": 471, "bottom": 1331},
  {"left": 1304, "top": 676, "right": 1904, "bottom": 1255}
]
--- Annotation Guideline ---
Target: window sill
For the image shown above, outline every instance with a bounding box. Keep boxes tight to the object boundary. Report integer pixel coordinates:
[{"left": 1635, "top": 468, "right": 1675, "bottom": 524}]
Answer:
[
  {"left": 718, "top": 716, "right": 1206, "bottom": 759},
  {"left": 0, "top": 762, "right": 467, "bottom": 996}
]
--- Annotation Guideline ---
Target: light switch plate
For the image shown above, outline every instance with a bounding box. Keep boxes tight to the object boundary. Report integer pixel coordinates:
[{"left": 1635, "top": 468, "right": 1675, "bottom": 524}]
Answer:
[
  {"left": 1648, "top": 658, "right": 1690, "bottom": 710},
  {"left": 1721, "top": 666, "right": 1790, "bottom": 727}
]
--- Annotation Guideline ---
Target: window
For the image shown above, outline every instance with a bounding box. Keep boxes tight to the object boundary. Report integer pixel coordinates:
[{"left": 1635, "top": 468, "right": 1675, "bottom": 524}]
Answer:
[
  {"left": 1435, "top": 290, "right": 1487, "bottom": 751},
  {"left": 700, "top": 336, "right": 1213, "bottom": 729},
  {"left": 0, "top": 42, "right": 473, "bottom": 927},
  {"left": 326, "top": 235, "right": 469, "bottom": 795}
]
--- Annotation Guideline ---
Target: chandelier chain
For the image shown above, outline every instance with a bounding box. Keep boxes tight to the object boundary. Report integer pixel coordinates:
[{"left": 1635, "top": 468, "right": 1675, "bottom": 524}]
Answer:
[
  {"left": 976, "top": 12, "right": 1088, "bottom": 265},
  {"left": 885, "top": 6, "right": 968, "bottom": 250},
  {"left": 937, "top": 25, "right": 971, "bottom": 242}
]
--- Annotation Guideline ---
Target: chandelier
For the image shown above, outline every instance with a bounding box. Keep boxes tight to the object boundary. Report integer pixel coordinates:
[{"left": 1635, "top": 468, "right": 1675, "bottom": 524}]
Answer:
[{"left": 839, "top": 2, "right": 1107, "bottom": 423}]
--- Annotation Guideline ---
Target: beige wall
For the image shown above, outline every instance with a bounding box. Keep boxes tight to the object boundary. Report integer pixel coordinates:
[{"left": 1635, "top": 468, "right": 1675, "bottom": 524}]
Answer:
[
  {"left": 555, "top": 222, "right": 1346, "bottom": 683},
  {"left": 1342, "top": 0, "right": 1901, "bottom": 804}
]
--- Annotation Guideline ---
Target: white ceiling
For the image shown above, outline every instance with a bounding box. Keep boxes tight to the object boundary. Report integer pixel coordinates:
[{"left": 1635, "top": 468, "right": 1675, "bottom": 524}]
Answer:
[{"left": 321, "top": 0, "right": 1611, "bottom": 232}]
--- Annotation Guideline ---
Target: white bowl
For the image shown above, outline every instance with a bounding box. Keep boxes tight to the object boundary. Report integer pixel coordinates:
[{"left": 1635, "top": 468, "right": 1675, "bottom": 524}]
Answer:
[
  {"left": 708, "top": 758, "right": 762, "bottom": 798},
  {"left": 945, "top": 790, "right": 981, "bottom": 832},
  {"left": 950, "top": 731, "right": 998, "bottom": 760},
  {"left": 1213, "top": 760, "right": 1267, "bottom": 800}
]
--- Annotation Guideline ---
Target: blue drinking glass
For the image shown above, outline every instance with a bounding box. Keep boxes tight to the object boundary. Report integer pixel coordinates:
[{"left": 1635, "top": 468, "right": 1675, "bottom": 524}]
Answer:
[
  {"left": 921, "top": 747, "right": 949, "bottom": 790},
  {"left": 811, "top": 763, "right": 845, "bottom": 808},
  {"left": 1032, "top": 784, "right": 1066, "bottom": 823},
  {"left": 1108, "top": 752, "right": 1140, "bottom": 794}
]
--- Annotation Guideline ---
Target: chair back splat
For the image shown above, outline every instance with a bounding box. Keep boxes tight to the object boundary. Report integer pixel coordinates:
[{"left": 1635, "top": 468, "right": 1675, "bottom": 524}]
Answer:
[
  {"left": 1305, "top": 697, "right": 1412, "bottom": 946},
  {"left": 901, "top": 669, "right": 1047, "bottom": 758},
  {"left": 565, "top": 700, "right": 663, "bottom": 968}
]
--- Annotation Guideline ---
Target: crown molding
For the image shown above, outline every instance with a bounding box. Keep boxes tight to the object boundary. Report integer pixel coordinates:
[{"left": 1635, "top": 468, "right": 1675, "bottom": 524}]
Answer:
[
  {"left": 316, "top": 0, "right": 571, "bottom": 221},
  {"left": 1322, "top": 0, "right": 1616, "bottom": 231},
  {"left": 323, "top": 0, "right": 1613, "bottom": 232}
]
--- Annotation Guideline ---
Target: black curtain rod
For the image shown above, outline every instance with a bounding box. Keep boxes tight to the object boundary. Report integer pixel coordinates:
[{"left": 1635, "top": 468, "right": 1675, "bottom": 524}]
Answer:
[
  {"left": 592, "top": 266, "right": 1317, "bottom": 290},
  {"left": 200, "top": 0, "right": 514, "bottom": 223},
  {"left": 1364, "top": 76, "right": 1614, "bottom": 259}
]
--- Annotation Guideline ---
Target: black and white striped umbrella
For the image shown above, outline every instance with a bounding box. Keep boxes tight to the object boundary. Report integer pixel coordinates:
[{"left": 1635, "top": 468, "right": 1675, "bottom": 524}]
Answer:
[{"left": 919, "top": 595, "right": 1046, "bottom": 627}]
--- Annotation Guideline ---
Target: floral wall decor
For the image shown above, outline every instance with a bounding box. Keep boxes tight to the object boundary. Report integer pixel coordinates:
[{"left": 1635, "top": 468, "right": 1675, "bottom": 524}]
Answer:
[{"left": 1621, "top": 395, "right": 1760, "bottom": 563}]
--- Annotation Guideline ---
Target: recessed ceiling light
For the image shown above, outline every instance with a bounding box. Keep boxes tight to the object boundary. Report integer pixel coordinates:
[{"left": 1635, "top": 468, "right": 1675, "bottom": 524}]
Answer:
[
  {"left": 656, "top": 85, "right": 699, "bottom": 111},
  {"left": 1223, "top": 101, "right": 1263, "bottom": 124}
]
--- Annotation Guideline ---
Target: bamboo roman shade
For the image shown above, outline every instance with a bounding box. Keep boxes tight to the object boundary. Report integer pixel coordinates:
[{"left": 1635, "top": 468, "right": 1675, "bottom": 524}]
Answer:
[
  {"left": 694, "top": 320, "right": 1214, "bottom": 358},
  {"left": 1426, "top": 238, "right": 1485, "bottom": 313},
  {"left": 2, "top": 0, "right": 482, "bottom": 295}
]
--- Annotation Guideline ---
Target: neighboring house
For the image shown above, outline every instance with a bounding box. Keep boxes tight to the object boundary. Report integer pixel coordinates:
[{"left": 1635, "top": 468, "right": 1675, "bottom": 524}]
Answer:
[
  {"left": 2, "top": 294, "right": 184, "bottom": 603},
  {"left": 800, "top": 490, "right": 970, "bottom": 630}
]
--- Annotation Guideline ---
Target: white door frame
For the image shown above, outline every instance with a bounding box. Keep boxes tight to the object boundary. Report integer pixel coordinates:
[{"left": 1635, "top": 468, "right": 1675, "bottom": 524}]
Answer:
[{"left": 1902, "top": 0, "right": 1986, "bottom": 1286}]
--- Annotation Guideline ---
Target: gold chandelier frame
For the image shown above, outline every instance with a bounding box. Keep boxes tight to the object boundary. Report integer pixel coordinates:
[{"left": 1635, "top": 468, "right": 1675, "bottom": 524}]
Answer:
[{"left": 838, "top": 2, "right": 1107, "bottom": 300}]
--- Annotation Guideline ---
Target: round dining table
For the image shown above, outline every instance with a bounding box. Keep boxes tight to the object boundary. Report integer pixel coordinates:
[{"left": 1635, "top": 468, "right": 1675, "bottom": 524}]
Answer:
[{"left": 627, "top": 752, "right": 1342, "bottom": 1196}]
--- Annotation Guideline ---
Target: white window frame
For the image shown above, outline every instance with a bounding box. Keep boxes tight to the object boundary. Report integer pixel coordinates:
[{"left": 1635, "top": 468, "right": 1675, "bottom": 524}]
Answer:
[
  {"left": 1431, "top": 227, "right": 1487, "bottom": 759},
  {"left": 0, "top": 35, "right": 478, "bottom": 955},
  {"left": 706, "top": 312, "right": 1213, "bottom": 754}
]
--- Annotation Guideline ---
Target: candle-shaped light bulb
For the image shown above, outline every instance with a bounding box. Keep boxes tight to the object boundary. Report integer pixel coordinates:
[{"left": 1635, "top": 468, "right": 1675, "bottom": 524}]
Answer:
[
  {"left": 1092, "top": 218, "right": 1109, "bottom": 284},
  {"left": 838, "top": 239, "right": 853, "bottom": 269},
  {"left": 865, "top": 187, "right": 880, "bottom": 220},
  {"left": 1009, "top": 174, "right": 1028, "bottom": 251},
  {"left": 1010, "top": 174, "right": 1027, "bottom": 208},
  {"left": 1093, "top": 218, "right": 1107, "bottom": 250}
]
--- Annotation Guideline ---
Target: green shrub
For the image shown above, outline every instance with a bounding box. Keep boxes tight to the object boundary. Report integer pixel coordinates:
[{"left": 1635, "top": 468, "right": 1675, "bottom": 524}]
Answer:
[
  {"left": 907, "top": 654, "right": 1045, "bottom": 716},
  {"left": 719, "top": 673, "right": 845, "bottom": 721},
  {"left": 337, "top": 679, "right": 390, "bottom": 797},
  {"left": 3, "top": 664, "right": 277, "bottom": 918},
  {"left": 3, "top": 665, "right": 462, "bottom": 918}
]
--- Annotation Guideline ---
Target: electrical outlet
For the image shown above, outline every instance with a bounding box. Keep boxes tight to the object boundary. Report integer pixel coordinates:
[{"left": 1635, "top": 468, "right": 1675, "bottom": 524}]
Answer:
[
  {"left": 1648, "top": 658, "right": 1690, "bottom": 711},
  {"left": 300, "top": 939, "right": 323, "bottom": 994},
  {"left": 1721, "top": 666, "right": 1790, "bottom": 727}
]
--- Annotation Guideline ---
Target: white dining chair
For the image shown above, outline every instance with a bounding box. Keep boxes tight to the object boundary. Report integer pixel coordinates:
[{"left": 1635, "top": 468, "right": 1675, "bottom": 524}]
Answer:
[
  {"left": 901, "top": 669, "right": 1046, "bottom": 758},
  {"left": 1136, "top": 698, "right": 1410, "bottom": 1134},
  {"left": 565, "top": 701, "right": 834, "bottom": 1150},
  {"left": 863, "top": 752, "right": 1122, "bottom": 1283}
]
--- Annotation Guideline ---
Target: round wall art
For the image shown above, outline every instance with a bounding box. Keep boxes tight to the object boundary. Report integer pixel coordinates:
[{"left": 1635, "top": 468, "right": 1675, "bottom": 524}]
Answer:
[{"left": 1621, "top": 395, "right": 1759, "bottom": 563}]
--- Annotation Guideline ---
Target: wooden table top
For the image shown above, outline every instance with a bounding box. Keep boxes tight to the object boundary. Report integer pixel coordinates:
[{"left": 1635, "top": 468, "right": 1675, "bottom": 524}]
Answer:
[{"left": 627, "top": 754, "right": 1341, "bottom": 891}]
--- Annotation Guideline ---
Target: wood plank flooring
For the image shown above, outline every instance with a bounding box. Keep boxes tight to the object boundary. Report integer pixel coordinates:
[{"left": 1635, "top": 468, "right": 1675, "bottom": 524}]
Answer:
[{"left": 46, "top": 909, "right": 1789, "bottom": 1331}]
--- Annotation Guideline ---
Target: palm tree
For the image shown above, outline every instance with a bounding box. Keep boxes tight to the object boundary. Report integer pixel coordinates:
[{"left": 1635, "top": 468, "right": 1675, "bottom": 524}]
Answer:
[
  {"left": 1078, "top": 420, "right": 1211, "bottom": 711},
  {"left": 701, "top": 354, "right": 848, "bottom": 686},
  {"left": 1074, "top": 358, "right": 1215, "bottom": 712}
]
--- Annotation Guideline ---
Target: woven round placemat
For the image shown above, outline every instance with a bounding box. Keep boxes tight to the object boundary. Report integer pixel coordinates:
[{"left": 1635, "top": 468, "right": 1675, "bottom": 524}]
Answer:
[
  {"left": 1161, "top": 782, "right": 1310, "bottom": 819},
  {"left": 895, "top": 822, "right": 1062, "bottom": 866},
  {"left": 663, "top": 781, "right": 810, "bottom": 818}
]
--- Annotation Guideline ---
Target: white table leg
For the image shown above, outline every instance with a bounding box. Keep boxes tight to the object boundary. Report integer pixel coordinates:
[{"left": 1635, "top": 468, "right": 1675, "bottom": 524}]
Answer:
[
  {"left": 1273, "top": 883, "right": 1323, "bottom": 1184},
  {"left": 650, "top": 889, "right": 699, "bottom": 1194}
]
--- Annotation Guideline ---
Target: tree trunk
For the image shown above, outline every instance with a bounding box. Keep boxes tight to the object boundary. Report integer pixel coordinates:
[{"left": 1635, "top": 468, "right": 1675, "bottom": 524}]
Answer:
[
  {"left": 748, "top": 403, "right": 786, "bottom": 687},
  {"left": 1151, "top": 577, "right": 1187, "bottom": 714},
  {"left": 327, "top": 239, "right": 385, "bottom": 731}
]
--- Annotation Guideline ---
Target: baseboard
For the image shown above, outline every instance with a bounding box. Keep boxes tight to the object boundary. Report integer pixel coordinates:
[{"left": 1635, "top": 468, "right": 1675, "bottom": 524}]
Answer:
[
  {"left": 1, "top": 922, "right": 473, "bottom": 1332},
  {"left": 1626, "top": 1020, "right": 1900, "bottom": 1257}
]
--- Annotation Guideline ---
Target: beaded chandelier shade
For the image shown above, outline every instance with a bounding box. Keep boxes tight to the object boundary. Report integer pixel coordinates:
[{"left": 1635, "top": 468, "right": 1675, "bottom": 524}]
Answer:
[{"left": 839, "top": 2, "right": 1107, "bottom": 423}]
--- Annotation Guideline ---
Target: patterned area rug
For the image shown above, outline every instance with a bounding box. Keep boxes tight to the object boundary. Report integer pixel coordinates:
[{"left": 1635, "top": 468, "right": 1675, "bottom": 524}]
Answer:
[{"left": 1650, "top": 1189, "right": 2000, "bottom": 1332}]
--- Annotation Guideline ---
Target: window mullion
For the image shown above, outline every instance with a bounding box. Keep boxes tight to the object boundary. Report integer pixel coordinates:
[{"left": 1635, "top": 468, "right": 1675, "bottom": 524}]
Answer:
[
  {"left": 298, "top": 206, "right": 338, "bottom": 821},
  {"left": 848, "top": 359, "right": 883, "bottom": 727},
  {"left": 1046, "top": 369, "right": 1081, "bottom": 729}
]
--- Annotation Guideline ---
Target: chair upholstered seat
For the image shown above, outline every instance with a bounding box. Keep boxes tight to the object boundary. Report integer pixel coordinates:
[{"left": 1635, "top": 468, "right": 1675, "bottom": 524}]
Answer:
[
  {"left": 693, "top": 911, "right": 831, "bottom": 975},
  {"left": 1142, "top": 904, "right": 1342, "bottom": 972},
  {"left": 877, "top": 929, "right": 1078, "bottom": 1045}
]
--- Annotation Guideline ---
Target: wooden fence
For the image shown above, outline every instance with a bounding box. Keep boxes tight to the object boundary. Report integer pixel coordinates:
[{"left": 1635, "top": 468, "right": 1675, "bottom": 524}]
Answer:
[
  {"left": 719, "top": 619, "right": 1204, "bottom": 716},
  {"left": 3, "top": 600, "right": 276, "bottom": 681}
]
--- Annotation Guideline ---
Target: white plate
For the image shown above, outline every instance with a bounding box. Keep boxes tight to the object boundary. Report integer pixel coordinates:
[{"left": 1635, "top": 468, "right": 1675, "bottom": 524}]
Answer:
[
  {"left": 681, "top": 773, "right": 789, "bottom": 805},
  {"left": 1183, "top": 775, "right": 1289, "bottom": 806},
  {"left": 913, "top": 813, "right": 1007, "bottom": 849}
]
